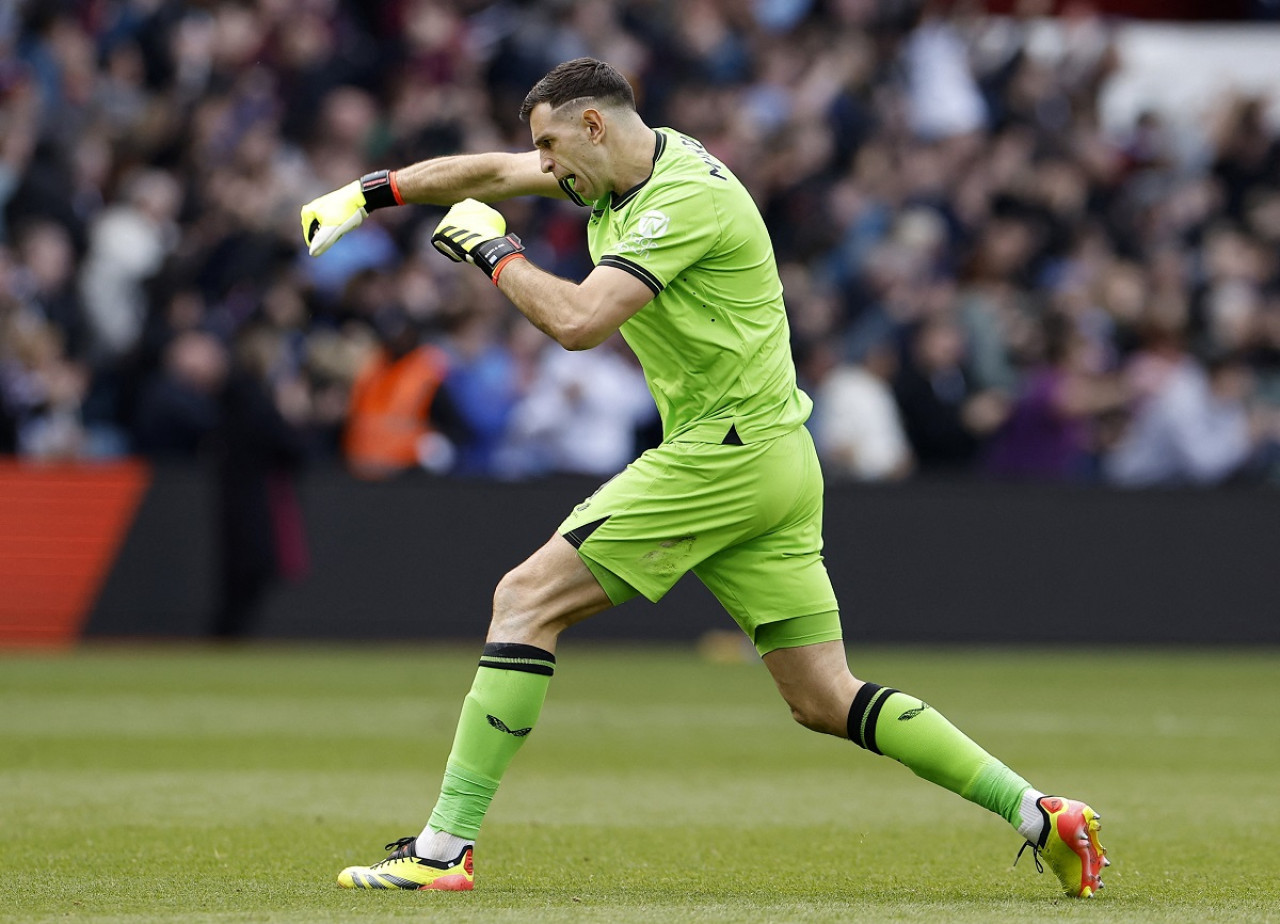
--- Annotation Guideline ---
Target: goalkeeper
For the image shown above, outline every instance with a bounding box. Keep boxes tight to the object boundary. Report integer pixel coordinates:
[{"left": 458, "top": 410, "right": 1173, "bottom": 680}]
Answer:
[{"left": 301, "top": 57, "right": 1108, "bottom": 898}]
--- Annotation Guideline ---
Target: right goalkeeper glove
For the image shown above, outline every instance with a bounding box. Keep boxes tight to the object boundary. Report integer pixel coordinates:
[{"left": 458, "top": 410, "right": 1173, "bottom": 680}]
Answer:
[
  {"left": 430, "top": 199, "right": 526, "bottom": 282},
  {"left": 301, "top": 170, "right": 402, "bottom": 257}
]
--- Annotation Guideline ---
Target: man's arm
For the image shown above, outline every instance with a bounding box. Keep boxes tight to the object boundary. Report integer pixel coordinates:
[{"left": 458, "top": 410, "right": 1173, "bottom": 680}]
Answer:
[
  {"left": 394, "top": 150, "right": 563, "bottom": 204},
  {"left": 430, "top": 198, "right": 654, "bottom": 351},
  {"left": 301, "top": 151, "right": 564, "bottom": 256},
  {"left": 496, "top": 261, "right": 653, "bottom": 351}
]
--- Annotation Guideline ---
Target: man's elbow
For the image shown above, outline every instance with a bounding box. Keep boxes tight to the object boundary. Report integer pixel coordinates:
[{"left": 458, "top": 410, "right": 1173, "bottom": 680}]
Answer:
[
  {"left": 555, "top": 319, "right": 612, "bottom": 352},
  {"left": 545, "top": 284, "right": 630, "bottom": 350},
  {"left": 556, "top": 329, "right": 605, "bottom": 352}
]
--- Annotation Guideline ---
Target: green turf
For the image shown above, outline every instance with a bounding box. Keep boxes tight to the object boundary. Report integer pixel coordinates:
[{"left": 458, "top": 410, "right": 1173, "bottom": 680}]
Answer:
[{"left": 1, "top": 643, "right": 1278, "bottom": 923}]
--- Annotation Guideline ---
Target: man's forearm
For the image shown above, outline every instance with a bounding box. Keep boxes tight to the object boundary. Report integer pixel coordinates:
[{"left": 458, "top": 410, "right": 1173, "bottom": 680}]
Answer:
[
  {"left": 423, "top": 198, "right": 649, "bottom": 351},
  {"left": 394, "top": 151, "right": 556, "bottom": 205},
  {"left": 494, "top": 259, "right": 611, "bottom": 352}
]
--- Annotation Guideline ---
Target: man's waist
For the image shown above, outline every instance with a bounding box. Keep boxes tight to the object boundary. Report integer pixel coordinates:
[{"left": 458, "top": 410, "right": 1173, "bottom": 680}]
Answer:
[{"left": 663, "top": 410, "right": 811, "bottom": 445}]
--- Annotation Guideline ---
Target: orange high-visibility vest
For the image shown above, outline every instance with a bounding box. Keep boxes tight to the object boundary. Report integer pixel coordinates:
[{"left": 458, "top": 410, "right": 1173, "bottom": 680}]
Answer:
[{"left": 343, "top": 345, "right": 448, "bottom": 479}]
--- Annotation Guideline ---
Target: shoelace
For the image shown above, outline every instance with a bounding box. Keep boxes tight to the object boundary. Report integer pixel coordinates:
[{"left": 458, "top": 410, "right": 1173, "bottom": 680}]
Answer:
[
  {"left": 1014, "top": 840, "right": 1045, "bottom": 874},
  {"left": 369, "top": 836, "right": 418, "bottom": 869}
]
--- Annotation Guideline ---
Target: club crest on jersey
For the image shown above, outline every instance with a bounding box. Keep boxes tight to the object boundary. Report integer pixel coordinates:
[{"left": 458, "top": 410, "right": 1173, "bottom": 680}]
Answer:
[{"left": 617, "top": 209, "right": 670, "bottom": 256}]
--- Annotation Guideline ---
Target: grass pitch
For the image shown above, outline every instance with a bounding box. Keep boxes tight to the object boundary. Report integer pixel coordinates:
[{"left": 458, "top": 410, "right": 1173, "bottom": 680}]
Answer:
[{"left": 1, "top": 643, "right": 1278, "bottom": 923}]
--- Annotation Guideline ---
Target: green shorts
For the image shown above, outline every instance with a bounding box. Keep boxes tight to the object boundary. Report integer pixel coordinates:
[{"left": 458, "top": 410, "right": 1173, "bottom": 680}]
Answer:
[{"left": 559, "top": 426, "right": 842, "bottom": 655}]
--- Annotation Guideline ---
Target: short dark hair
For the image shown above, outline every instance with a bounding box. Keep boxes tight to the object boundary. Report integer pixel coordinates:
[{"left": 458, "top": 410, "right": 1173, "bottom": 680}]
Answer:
[{"left": 519, "top": 58, "right": 636, "bottom": 122}]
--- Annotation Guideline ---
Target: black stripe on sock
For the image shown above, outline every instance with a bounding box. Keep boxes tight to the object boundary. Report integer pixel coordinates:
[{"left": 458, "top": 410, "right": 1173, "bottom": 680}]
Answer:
[
  {"left": 847, "top": 682, "right": 881, "bottom": 749},
  {"left": 847, "top": 682, "right": 901, "bottom": 754},
  {"left": 862, "top": 686, "right": 899, "bottom": 756},
  {"left": 478, "top": 642, "right": 556, "bottom": 675},
  {"left": 481, "top": 643, "right": 556, "bottom": 662},
  {"left": 849, "top": 675, "right": 880, "bottom": 747}
]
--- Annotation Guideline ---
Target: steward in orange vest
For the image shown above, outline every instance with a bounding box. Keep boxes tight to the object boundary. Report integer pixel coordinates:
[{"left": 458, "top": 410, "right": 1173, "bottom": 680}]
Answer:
[{"left": 343, "top": 308, "right": 462, "bottom": 480}]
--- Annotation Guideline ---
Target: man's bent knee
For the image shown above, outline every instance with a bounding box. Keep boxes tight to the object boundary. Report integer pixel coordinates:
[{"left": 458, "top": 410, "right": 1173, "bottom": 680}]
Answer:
[
  {"left": 762, "top": 640, "right": 864, "bottom": 739},
  {"left": 785, "top": 696, "right": 850, "bottom": 737},
  {"left": 486, "top": 535, "right": 615, "bottom": 648},
  {"left": 786, "top": 701, "right": 834, "bottom": 734},
  {"left": 489, "top": 565, "right": 555, "bottom": 643}
]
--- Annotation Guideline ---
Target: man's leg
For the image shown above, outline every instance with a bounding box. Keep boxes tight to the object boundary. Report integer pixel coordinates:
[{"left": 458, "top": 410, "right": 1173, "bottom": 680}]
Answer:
[
  {"left": 762, "top": 639, "right": 1108, "bottom": 898},
  {"left": 337, "top": 534, "right": 612, "bottom": 891},
  {"left": 425, "top": 533, "right": 611, "bottom": 841}
]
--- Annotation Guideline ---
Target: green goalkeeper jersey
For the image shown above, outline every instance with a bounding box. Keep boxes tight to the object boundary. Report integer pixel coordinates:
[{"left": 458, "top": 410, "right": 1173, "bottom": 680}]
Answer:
[{"left": 564, "top": 127, "right": 811, "bottom": 444}]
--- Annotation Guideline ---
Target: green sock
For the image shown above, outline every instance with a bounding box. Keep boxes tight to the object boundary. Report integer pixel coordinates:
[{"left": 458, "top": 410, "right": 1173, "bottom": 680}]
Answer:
[
  {"left": 847, "top": 682, "right": 1030, "bottom": 827},
  {"left": 427, "top": 643, "right": 556, "bottom": 839}
]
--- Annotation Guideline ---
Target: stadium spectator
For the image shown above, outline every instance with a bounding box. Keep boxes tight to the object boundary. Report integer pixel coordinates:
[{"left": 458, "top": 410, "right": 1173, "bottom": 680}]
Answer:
[
  {"left": 1211, "top": 94, "right": 1280, "bottom": 225},
  {"left": 212, "top": 322, "right": 311, "bottom": 638},
  {"left": 12, "top": 219, "right": 84, "bottom": 357},
  {"left": 893, "top": 313, "right": 1010, "bottom": 472},
  {"left": 984, "top": 311, "right": 1130, "bottom": 481},
  {"left": 297, "top": 322, "right": 376, "bottom": 460},
  {"left": 1104, "top": 327, "right": 1257, "bottom": 486},
  {"left": 501, "top": 335, "right": 657, "bottom": 478},
  {"left": 902, "top": 2, "right": 988, "bottom": 142},
  {"left": 131, "top": 328, "right": 228, "bottom": 458},
  {"left": 78, "top": 168, "right": 180, "bottom": 366},
  {"left": 342, "top": 302, "right": 463, "bottom": 480},
  {"left": 803, "top": 336, "right": 914, "bottom": 481},
  {"left": 0, "top": 50, "right": 38, "bottom": 246},
  {"left": 0, "top": 289, "right": 90, "bottom": 460},
  {"left": 435, "top": 277, "right": 528, "bottom": 477}
]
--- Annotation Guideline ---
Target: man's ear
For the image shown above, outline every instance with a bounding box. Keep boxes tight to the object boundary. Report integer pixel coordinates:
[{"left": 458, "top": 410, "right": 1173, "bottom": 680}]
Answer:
[{"left": 582, "top": 108, "right": 605, "bottom": 143}]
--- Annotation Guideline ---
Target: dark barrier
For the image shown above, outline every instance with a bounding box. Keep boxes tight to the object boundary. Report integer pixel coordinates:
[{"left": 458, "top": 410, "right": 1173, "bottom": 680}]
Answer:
[{"left": 86, "top": 466, "right": 1280, "bottom": 645}]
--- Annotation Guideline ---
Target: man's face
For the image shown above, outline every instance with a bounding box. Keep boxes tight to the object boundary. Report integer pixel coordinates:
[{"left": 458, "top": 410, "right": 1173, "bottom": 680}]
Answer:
[{"left": 529, "top": 102, "right": 603, "bottom": 202}]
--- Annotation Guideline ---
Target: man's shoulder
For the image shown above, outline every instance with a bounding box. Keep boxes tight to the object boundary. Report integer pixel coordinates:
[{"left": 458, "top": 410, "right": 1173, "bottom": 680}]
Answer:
[
  {"left": 653, "top": 128, "right": 734, "bottom": 189},
  {"left": 619, "top": 129, "right": 750, "bottom": 231}
]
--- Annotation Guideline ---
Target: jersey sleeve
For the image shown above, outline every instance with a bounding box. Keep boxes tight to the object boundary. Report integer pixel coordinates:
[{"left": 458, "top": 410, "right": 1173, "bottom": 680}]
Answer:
[{"left": 597, "top": 183, "right": 719, "bottom": 296}]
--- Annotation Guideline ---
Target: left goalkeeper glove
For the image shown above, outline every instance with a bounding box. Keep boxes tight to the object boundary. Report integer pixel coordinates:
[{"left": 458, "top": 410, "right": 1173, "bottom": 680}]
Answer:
[
  {"left": 431, "top": 199, "right": 525, "bottom": 281},
  {"left": 301, "top": 170, "right": 401, "bottom": 257}
]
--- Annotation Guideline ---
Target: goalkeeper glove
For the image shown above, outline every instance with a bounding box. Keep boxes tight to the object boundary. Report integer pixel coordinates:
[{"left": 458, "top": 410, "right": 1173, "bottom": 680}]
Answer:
[
  {"left": 431, "top": 199, "right": 526, "bottom": 282},
  {"left": 300, "top": 170, "right": 402, "bottom": 257}
]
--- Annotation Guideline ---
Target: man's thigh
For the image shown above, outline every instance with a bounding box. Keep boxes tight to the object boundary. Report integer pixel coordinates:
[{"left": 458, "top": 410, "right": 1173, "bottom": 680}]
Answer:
[
  {"left": 693, "top": 493, "right": 839, "bottom": 648},
  {"left": 558, "top": 439, "right": 752, "bottom": 604}
]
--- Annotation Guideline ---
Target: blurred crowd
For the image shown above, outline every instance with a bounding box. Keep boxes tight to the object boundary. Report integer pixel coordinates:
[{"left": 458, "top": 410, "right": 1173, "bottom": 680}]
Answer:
[{"left": 4, "top": 0, "right": 1280, "bottom": 489}]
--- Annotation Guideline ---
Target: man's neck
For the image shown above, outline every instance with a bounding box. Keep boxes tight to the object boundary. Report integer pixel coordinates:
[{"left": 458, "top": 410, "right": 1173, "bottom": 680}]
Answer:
[{"left": 610, "top": 122, "right": 658, "bottom": 195}]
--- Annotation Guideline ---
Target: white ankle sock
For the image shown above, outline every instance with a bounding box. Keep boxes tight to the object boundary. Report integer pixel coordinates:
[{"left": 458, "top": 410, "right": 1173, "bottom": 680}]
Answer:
[
  {"left": 415, "top": 825, "right": 474, "bottom": 862},
  {"left": 1016, "top": 789, "right": 1047, "bottom": 844}
]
